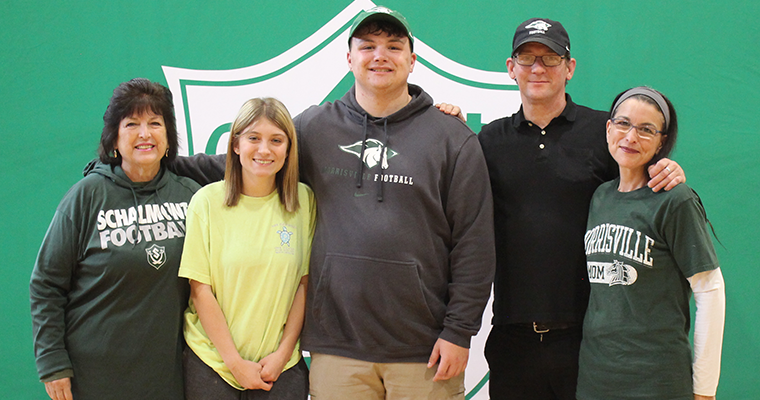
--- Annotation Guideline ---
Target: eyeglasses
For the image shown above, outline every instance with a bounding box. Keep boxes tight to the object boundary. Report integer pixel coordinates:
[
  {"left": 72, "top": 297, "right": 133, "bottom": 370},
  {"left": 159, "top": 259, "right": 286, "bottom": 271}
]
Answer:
[
  {"left": 513, "top": 54, "right": 567, "bottom": 67},
  {"left": 609, "top": 117, "right": 663, "bottom": 140}
]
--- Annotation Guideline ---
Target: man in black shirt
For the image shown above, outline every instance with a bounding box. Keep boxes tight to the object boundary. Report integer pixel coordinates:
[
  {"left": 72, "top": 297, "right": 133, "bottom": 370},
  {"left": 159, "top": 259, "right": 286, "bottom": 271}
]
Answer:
[{"left": 477, "top": 18, "right": 685, "bottom": 400}]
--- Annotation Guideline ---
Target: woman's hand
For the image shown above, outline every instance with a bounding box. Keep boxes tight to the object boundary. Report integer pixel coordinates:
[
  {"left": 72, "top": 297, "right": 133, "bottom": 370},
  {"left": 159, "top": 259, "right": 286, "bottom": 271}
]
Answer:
[
  {"left": 258, "top": 275, "right": 309, "bottom": 384},
  {"left": 190, "top": 280, "right": 273, "bottom": 391},
  {"left": 259, "top": 349, "right": 290, "bottom": 383},
  {"left": 227, "top": 358, "right": 273, "bottom": 391},
  {"left": 44, "top": 377, "right": 72, "bottom": 400},
  {"left": 694, "top": 394, "right": 715, "bottom": 400}
]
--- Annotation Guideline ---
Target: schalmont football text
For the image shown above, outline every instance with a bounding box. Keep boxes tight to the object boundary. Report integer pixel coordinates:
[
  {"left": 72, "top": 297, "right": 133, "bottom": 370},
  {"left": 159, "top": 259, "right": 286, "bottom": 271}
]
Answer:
[{"left": 96, "top": 202, "right": 189, "bottom": 249}]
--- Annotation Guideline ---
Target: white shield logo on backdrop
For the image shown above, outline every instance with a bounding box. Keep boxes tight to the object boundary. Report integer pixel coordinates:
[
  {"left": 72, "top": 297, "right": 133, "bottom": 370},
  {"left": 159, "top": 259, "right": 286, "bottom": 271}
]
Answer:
[{"left": 163, "top": 0, "right": 518, "bottom": 398}]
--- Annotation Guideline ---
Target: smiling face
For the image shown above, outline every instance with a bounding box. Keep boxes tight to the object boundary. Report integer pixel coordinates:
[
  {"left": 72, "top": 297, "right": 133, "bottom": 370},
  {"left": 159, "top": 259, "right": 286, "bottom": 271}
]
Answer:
[
  {"left": 607, "top": 98, "right": 667, "bottom": 176},
  {"left": 233, "top": 117, "right": 289, "bottom": 197},
  {"left": 507, "top": 42, "right": 575, "bottom": 105},
  {"left": 348, "top": 31, "right": 416, "bottom": 97},
  {"left": 115, "top": 111, "right": 168, "bottom": 182}
]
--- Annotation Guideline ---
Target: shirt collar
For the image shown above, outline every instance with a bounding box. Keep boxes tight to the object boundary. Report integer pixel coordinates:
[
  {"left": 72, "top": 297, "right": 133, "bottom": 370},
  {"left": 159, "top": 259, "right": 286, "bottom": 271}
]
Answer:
[{"left": 512, "top": 93, "right": 578, "bottom": 129}]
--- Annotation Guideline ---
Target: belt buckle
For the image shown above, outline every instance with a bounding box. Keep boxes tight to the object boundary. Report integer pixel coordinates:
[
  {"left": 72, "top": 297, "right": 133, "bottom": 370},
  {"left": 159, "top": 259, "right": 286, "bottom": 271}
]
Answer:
[{"left": 533, "top": 322, "right": 550, "bottom": 334}]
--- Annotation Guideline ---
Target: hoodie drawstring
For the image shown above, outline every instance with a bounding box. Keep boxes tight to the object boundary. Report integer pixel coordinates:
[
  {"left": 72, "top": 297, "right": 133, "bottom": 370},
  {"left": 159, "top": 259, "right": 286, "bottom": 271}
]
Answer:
[
  {"left": 356, "top": 114, "right": 369, "bottom": 189},
  {"left": 128, "top": 186, "right": 140, "bottom": 248},
  {"left": 355, "top": 115, "right": 389, "bottom": 202},
  {"left": 376, "top": 119, "right": 388, "bottom": 202}
]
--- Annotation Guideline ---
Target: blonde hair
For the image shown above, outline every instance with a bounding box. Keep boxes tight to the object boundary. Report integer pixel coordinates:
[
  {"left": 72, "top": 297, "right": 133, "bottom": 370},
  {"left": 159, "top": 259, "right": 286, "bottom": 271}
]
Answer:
[{"left": 224, "top": 98, "right": 300, "bottom": 212}]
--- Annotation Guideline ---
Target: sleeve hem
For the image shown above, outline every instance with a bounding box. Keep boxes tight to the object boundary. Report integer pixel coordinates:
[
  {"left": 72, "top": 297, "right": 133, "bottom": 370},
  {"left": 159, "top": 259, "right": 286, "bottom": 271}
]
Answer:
[{"left": 41, "top": 369, "right": 74, "bottom": 383}]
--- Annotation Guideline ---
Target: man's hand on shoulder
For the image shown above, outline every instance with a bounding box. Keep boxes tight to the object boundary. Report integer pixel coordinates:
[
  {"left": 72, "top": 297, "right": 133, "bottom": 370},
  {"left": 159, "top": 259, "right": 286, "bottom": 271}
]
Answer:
[
  {"left": 435, "top": 103, "right": 466, "bottom": 123},
  {"left": 648, "top": 158, "right": 686, "bottom": 192}
]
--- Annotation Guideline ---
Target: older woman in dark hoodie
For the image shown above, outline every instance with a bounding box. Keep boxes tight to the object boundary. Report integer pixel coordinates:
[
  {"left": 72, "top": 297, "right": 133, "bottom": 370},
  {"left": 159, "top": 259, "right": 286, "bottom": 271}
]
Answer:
[{"left": 30, "top": 78, "right": 200, "bottom": 400}]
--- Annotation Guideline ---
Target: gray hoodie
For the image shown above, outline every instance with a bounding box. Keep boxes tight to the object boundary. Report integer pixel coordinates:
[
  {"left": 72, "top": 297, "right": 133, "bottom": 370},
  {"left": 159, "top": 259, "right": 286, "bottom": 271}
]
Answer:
[{"left": 296, "top": 85, "right": 495, "bottom": 363}]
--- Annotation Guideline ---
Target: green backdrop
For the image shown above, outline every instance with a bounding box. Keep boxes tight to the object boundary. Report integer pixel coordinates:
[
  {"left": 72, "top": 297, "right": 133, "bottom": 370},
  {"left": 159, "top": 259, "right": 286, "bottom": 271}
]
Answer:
[{"left": 2, "top": 1, "right": 758, "bottom": 398}]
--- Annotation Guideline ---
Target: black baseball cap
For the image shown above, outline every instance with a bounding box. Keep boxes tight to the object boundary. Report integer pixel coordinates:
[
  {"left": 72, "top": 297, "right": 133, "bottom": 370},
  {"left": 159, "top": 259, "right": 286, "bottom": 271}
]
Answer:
[{"left": 512, "top": 18, "right": 570, "bottom": 56}]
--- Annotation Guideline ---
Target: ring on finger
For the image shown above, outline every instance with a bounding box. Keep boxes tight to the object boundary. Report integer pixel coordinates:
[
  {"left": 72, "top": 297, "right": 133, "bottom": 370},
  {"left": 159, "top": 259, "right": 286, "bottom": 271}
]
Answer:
[{"left": 665, "top": 166, "right": 672, "bottom": 173}]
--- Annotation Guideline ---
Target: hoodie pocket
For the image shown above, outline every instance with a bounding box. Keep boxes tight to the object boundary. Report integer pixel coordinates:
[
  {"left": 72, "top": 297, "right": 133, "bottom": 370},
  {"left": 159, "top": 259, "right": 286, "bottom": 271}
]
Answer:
[{"left": 312, "top": 253, "right": 441, "bottom": 348}]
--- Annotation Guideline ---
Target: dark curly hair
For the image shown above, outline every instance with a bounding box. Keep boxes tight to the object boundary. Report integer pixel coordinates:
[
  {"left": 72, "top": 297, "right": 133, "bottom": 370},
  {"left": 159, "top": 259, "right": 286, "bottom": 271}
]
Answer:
[{"left": 98, "top": 78, "right": 178, "bottom": 166}]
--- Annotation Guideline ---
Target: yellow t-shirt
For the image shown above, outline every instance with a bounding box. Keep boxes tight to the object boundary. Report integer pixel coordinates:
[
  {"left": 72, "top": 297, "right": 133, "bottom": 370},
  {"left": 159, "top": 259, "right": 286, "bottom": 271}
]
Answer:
[{"left": 179, "top": 181, "right": 315, "bottom": 390}]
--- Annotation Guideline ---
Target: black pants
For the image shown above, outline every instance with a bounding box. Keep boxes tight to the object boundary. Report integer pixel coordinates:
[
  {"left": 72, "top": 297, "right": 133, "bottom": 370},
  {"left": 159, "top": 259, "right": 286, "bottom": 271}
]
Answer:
[
  {"left": 183, "top": 347, "right": 309, "bottom": 400},
  {"left": 485, "top": 324, "right": 582, "bottom": 400}
]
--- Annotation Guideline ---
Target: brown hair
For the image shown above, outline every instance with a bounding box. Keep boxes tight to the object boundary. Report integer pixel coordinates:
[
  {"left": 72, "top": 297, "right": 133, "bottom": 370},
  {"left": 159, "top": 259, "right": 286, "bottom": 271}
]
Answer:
[{"left": 224, "top": 98, "right": 300, "bottom": 212}]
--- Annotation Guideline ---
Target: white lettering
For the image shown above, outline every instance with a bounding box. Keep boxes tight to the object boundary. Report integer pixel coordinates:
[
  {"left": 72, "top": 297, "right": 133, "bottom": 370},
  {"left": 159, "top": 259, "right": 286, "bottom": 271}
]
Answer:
[
  {"left": 632, "top": 231, "right": 643, "bottom": 263},
  {"left": 138, "top": 205, "right": 149, "bottom": 224},
  {"left": 144, "top": 204, "right": 160, "bottom": 223},
  {"left": 127, "top": 207, "right": 137, "bottom": 226},
  {"left": 97, "top": 210, "right": 107, "bottom": 231},
  {"left": 114, "top": 209, "right": 129, "bottom": 228},
  {"left": 139, "top": 224, "right": 153, "bottom": 241},
  {"left": 96, "top": 203, "right": 191, "bottom": 248},
  {"left": 151, "top": 223, "right": 168, "bottom": 241},
  {"left": 164, "top": 202, "right": 183, "bottom": 220},
  {"left": 643, "top": 236, "right": 654, "bottom": 266},
  {"left": 166, "top": 221, "right": 183, "bottom": 239},
  {"left": 126, "top": 225, "right": 140, "bottom": 244},
  {"left": 105, "top": 209, "right": 117, "bottom": 229},
  {"left": 99, "top": 230, "right": 110, "bottom": 249},
  {"left": 160, "top": 204, "right": 171, "bottom": 221},
  {"left": 620, "top": 227, "right": 634, "bottom": 259},
  {"left": 111, "top": 228, "right": 126, "bottom": 246},
  {"left": 611, "top": 225, "right": 624, "bottom": 254},
  {"left": 586, "top": 223, "right": 656, "bottom": 267}
]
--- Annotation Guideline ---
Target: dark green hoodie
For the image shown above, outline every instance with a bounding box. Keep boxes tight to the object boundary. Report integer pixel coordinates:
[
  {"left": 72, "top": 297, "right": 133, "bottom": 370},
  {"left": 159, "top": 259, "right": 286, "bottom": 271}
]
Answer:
[{"left": 30, "top": 161, "right": 200, "bottom": 399}]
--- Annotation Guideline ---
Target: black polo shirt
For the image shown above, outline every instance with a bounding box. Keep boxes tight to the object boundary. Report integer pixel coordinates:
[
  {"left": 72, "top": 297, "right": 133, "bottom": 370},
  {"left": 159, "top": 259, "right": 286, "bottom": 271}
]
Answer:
[{"left": 478, "top": 94, "right": 619, "bottom": 325}]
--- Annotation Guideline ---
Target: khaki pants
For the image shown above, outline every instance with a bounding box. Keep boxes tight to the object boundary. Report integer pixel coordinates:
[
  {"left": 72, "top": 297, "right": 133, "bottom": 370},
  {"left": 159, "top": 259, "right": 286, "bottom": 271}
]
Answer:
[{"left": 308, "top": 353, "right": 465, "bottom": 400}]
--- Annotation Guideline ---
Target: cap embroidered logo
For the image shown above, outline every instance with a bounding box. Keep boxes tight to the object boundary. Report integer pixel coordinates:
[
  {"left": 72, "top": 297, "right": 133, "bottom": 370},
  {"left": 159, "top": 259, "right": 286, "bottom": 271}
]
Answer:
[{"left": 525, "top": 20, "right": 552, "bottom": 33}]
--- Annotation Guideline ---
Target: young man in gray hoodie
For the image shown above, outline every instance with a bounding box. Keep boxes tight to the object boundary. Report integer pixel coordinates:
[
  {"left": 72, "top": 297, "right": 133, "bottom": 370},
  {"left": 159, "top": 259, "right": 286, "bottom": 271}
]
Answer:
[
  {"left": 173, "top": 7, "right": 494, "bottom": 399},
  {"left": 297, "top": 7, "right": 494, "bottom": 398}
]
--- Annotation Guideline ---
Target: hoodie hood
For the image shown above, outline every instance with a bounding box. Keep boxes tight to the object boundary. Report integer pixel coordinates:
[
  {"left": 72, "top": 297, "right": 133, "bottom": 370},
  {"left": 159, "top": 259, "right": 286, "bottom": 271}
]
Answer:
[
  {"left": 336, "top": 84, "right": 433, "bottom": 201},
  {"left": 83, "top": 159, "right": 170, "bottom": 194},
  {"left": 339, "top": 83, "right": 432, "bottom": 125}
]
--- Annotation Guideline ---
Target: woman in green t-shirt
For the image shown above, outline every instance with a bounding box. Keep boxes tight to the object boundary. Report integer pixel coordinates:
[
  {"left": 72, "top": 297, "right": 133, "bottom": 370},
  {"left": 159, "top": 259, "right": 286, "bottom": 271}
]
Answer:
[{"left": 577, "top": 87, "right": 725, "bottom": 400}]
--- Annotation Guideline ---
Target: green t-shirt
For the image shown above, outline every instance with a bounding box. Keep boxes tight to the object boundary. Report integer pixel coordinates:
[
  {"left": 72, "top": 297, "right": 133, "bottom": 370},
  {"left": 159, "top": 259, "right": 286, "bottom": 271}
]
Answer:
[
  {"left": 179, "top": 181, "right": 315, "bottom": 390},
  {"left": 577, "top": 179, "right": 719, "bottom": 400}
]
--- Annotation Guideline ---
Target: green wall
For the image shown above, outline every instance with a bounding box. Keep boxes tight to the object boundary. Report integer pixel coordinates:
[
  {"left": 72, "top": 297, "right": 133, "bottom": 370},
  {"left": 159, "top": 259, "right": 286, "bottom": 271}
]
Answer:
[{"left": 2, "top": 1, "right": 758, "bottom": 398}]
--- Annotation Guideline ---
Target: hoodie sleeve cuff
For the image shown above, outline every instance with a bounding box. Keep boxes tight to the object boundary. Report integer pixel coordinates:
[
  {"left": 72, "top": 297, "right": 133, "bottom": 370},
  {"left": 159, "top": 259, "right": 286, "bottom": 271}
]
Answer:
[
  {"left": 40, "top": 368, "right": 74, "bottom": 383},
  {"left": 36, "top": 349, "right": 73, "bottom": 381},
  {"left": 438, "top": 327, "right": 472, "bottom": 349}
]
